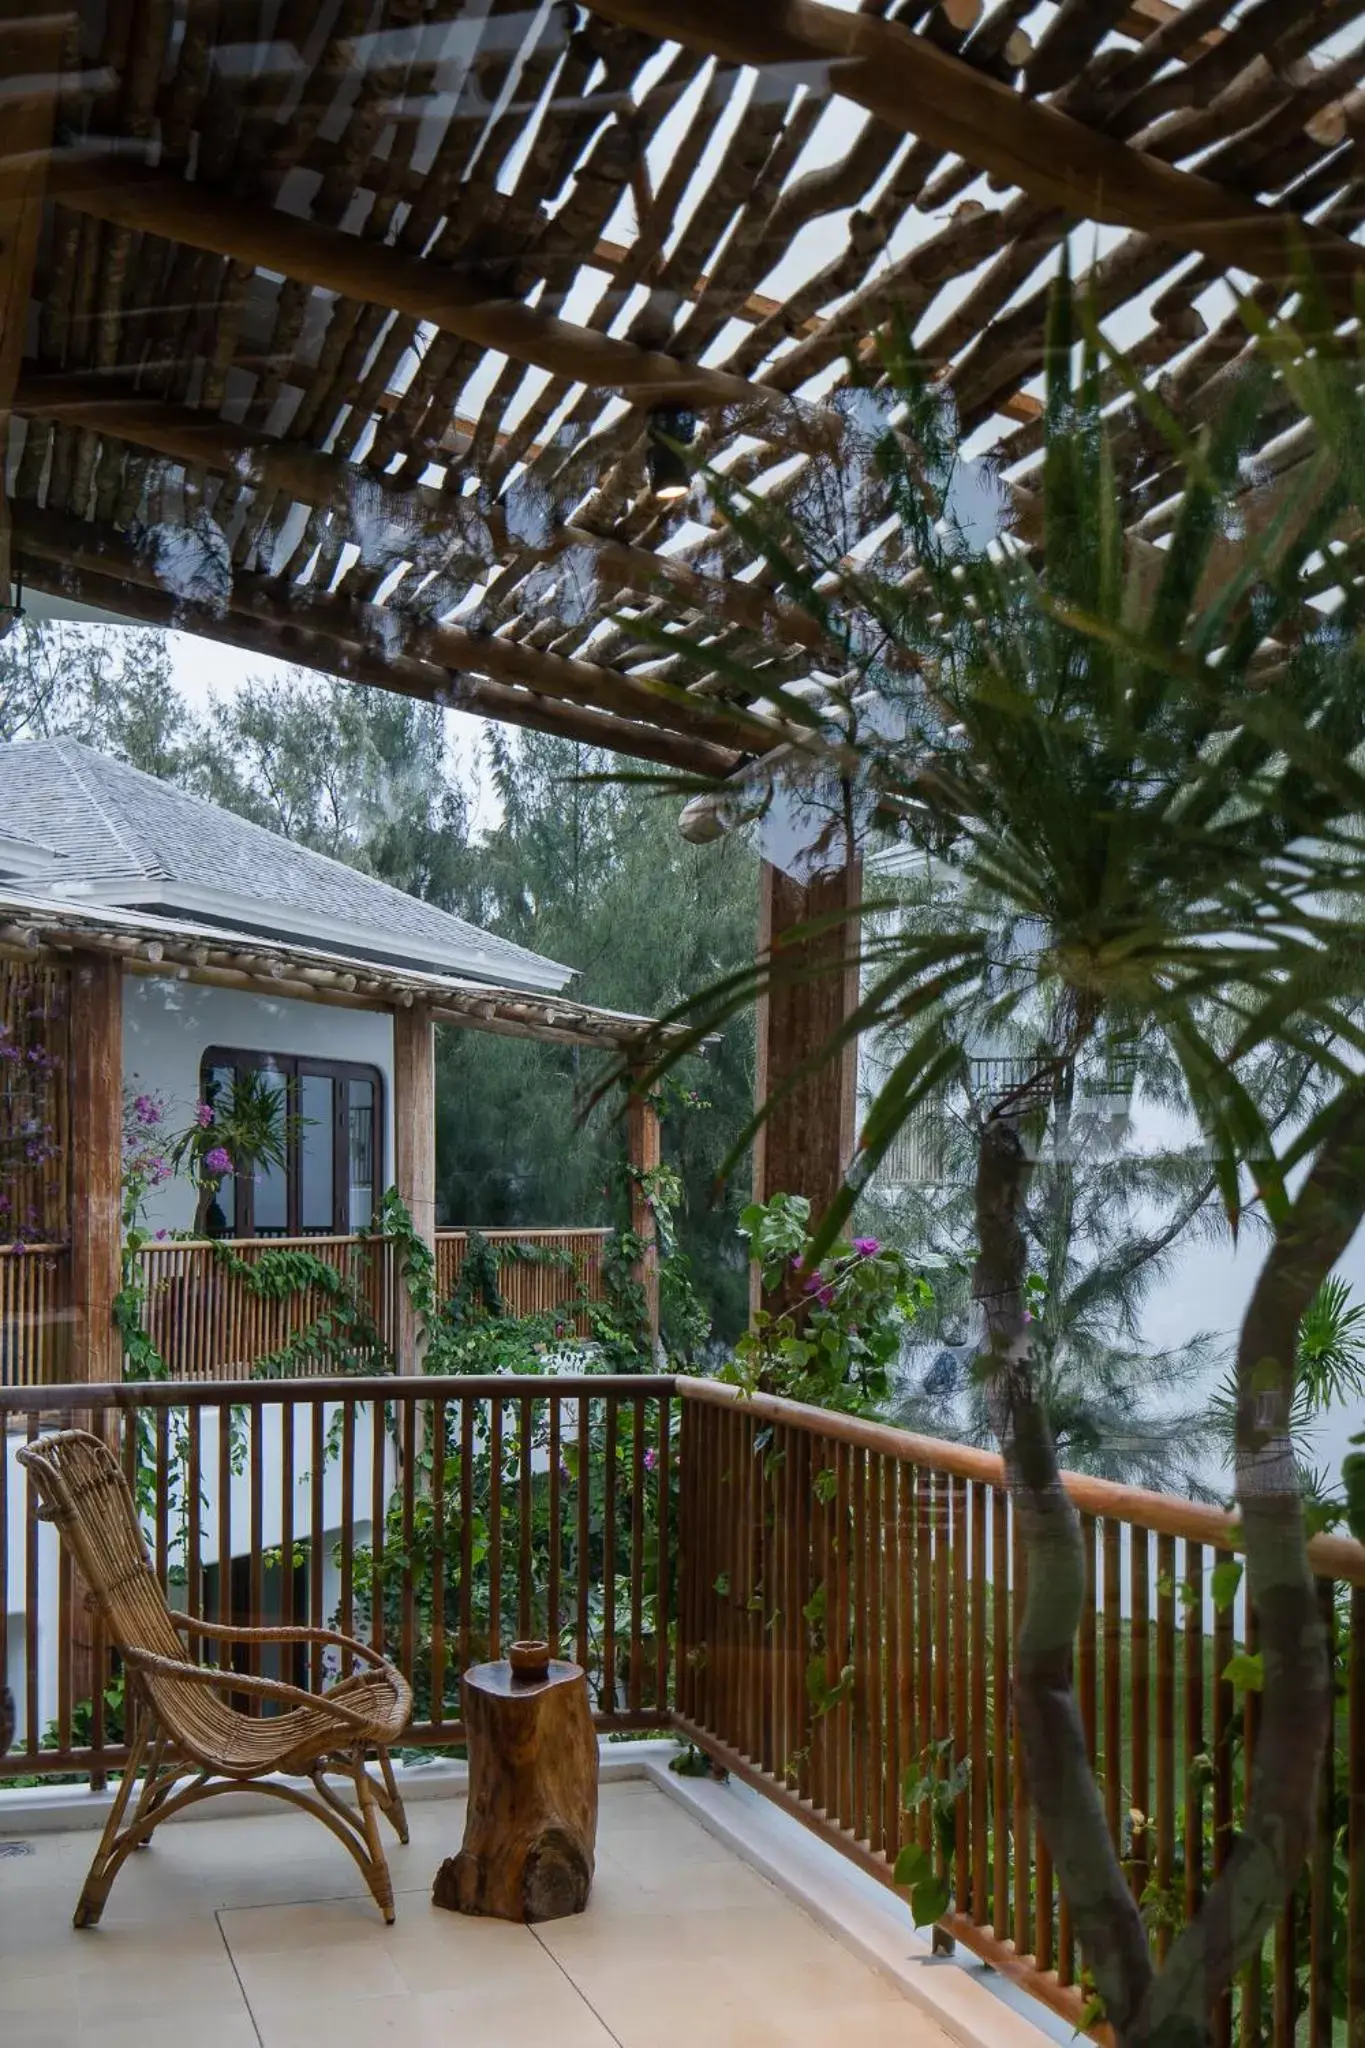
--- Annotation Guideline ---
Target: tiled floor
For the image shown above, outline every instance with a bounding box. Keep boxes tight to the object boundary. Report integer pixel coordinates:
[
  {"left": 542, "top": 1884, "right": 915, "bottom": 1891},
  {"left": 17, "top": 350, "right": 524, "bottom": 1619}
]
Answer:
[{"left": 0, "top": 1779, "right": 953, "bottom": 2047}]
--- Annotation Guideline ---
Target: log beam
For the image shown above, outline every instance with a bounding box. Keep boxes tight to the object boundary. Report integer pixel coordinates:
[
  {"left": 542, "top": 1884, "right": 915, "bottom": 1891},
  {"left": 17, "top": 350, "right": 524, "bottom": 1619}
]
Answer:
[
  {"left": 9, "top": 508, "right": 749, "bottom": 774},
  {"left": 751, "top": 857, "right": 862, "bottom": 1303},
  {"left": 626, "top": 1072, "right": 662, "bottom": 1358},
  {"left": 392, "top": 1004, "right": 437, "bottom": 1373},
  {"left": 10, "top": 376, "right": 832, "bottom": 661},
  {"left": 22, "top": 154, "right": 808, "bottom": 417},
  {"left": 584, "top": 1, "right": 1365, "bottom": 316},
  {"left": 68, "top": 951, "right": 122, "bottom": 1382}
]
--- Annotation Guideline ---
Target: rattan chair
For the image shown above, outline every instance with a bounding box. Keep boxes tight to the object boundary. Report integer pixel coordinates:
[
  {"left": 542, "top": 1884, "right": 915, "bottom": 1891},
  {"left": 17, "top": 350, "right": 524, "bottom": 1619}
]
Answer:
[{"left": 17, "top": 1428, "right": 413, "bottom": 1927}]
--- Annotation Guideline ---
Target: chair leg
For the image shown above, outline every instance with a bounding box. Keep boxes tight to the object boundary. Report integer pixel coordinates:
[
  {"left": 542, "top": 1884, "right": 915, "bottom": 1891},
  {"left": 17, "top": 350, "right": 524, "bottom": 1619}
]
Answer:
[
  {"left": 74, "top": 1713, "right": 151, "bottom": 1928},
  {"left": 352, "top": 1749, "right": 396, "bottom": 1925},
  {"left": 374, "top": 1748, "right": 409, "bottom": 1845}
]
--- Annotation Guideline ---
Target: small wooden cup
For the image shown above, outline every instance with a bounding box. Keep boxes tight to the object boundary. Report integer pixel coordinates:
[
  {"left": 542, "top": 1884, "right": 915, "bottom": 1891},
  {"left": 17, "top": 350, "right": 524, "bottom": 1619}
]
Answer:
[{"left": 508, "top": 1639, "right": 552, "bottom": 1684}]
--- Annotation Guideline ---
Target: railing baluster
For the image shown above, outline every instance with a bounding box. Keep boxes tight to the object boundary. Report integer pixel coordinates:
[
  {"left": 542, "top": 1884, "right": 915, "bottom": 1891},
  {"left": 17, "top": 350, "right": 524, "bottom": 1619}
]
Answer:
[
  {"left": 629, "top": 1393, "right": 645, "bottom": 1716},
  {"left": 603, "top": 1392, "right": 617, "bottom": 1718},
  {"left": 488, "top": 1394, "right": 503, "bottom": 1663},
  {"left": 1310, "top": 1578, "right": 1337, "bottom": 2048},
  {"left": 370, "top": 1388, "right": 387, "bottom": 1657},
  {"left": 1184, "top": 1538, "right": 1205, "bottom": 1922},
  {"left": 459, "top": 1397, "right": 474, "bottom": 1675},
  {"left": 548, "top": 1393, "right": 562, "bottom": 1663},
  {"left": 953, "top": 1472, "right": 970, "bottom": 1927},
  {"left": 309, "top": 1399, "right": 324, "bottom": 1694},
  {"left": 575, "top": 1393, "right": 590, "bottom": 1678},
  {"left": 834, "top": 1436, "right": 853, "bottom": 1832},
  {"left": 1104, "top": 1518, "right": 1123, "bottom": 1848},
  {"left": 430, "top": 1396, "right": 447, "bottom": 1730},
  {"left": 1213, "top": 1541, "right": 1236, "bottom": 2048},
  {"left": 1156, "top": 1530, "right": 1177, "bottom": 1960},
  {"left": 519, "top": 1390, "right": 534, "bottom": 1645},
  {"left": 1132, "top": 1524, "right": 1151, "bottom": 1901},
  {"left": 993, "top": 1486, "right": 1009, "bottom": 1938},
  {"left": 1011, "top": 1509, "right": 1031, "bottom": 1960},
  {"left": 248, "top": 1399, "right": 264, "bottom": 1694},
  {"left": 217, "top": 1398, "right": 232, "bottom": 1673},
  {"left": 656, "top": 1392, "right": 671, "bottom": 1718},
  {"left": 970, "top": 1479, "right": 989, "bottom": 1929},
  {"left": 400, "top": 1398, "right": 417, "bottom": 1697},
  {"left": 853, "top": 1443, "right": 870, "bottom": 1845},
  {"left": 339, "top": 1395, "right": 355, "bottom": 1645},
  {"left": 917, "top": 1464, "right": 935, "bottom": 1859}
]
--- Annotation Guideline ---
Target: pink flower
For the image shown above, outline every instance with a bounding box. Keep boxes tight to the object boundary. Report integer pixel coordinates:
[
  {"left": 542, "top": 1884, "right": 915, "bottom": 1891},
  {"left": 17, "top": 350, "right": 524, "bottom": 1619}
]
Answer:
[
  {"left": 194, "top": 1102, "right": 214, "bottom": 1128},
  {"left": 1022, "top": 1309, "right": 1034, "bottom": 1325},
  {"left": 853, "top": 1237, "right": 881, "bottom": 1258},
  {"left": 644, "top": 1448, "right": 658, "bottom": 1473},
  {"left": 203, "top": 1145, "right": 233, "bottom": 1176},
  {"left": 803, "top": 1274, "right": 835, "bottom": 1308}
]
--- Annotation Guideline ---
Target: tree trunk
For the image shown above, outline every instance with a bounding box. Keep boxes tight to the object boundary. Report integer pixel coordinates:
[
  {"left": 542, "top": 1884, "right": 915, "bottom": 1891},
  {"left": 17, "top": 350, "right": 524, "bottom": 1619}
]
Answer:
[
  {"left": 973, "top": 1112, "right": 1156, "bottom": 2041},
  {"left": 433, "top": 1656, "right": 598, "bottom": 1923}
]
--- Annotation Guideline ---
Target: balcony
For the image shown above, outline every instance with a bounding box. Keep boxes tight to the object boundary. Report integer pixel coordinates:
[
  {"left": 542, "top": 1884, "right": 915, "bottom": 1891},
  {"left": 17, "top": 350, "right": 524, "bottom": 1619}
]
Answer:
[
  {"left": 2, "top": 1767, "right": 982, "bottom": 2048},
  {"left": 4, "top": 1373, "right": 1364, "bottom": 2048}
]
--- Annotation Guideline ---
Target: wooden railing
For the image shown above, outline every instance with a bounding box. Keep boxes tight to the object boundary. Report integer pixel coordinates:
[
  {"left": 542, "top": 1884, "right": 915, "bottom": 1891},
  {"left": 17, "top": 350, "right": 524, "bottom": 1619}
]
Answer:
[
  {"left": 125, "top": 1227, "right": 611, "bottom": 1384},
  {"left": 4, "top": 1372, "right": 1363, "bottom": 2046},
  {"left": 134, "top": 1235, "right": 399, "bottom": 1381},
  {"left": 0, "top": 1246, "right": 69, "bottom": 1387},
  {"left": 435, "top": 1227, "right": 611, "bottom": 1329},
  {"left": 673, "top": 1383, "right": 1365, "bottom": 2046},
  {"left": 1, "top": 1374, "right": 675, "bottom": 1773}
]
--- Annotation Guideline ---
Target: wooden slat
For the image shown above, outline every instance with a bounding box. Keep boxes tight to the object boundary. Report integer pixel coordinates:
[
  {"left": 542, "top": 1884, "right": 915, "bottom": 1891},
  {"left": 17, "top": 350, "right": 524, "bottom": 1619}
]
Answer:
[{"left": 585, "top": 1, "right": 1365, "bottom": 315}]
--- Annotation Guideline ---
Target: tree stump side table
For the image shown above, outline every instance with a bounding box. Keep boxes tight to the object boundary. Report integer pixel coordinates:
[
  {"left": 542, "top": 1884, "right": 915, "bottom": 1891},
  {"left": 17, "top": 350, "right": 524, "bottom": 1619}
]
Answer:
[{"left": 432, "top": 1648, "right": 598, "bottom": 1923}]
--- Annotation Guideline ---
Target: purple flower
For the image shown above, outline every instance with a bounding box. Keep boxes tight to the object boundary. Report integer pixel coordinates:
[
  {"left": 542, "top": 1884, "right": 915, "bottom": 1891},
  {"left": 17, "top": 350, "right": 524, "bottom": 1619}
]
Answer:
[
  {"left": 203, "top": 1145, "right": 233, "bottom": 1176},
  {"left": 803, "top": 1274, "right": 836, "bottom": 1308},
  {"left": 1022, "top": 1309, "right": 1034, "bottom": 1325},
  {"left": 853, "top": 1237, "right": 881, "bottom": 1258},
  {"left": 644, "top": 1448, "right": 658, "bottom": 1473},
  {"left": 154, "top": 1229, "right": 169, "bottom": 1241},
  {"left": 133, "top": 1093, "right": 161, "bottom": 1126},
  {"left": 194, "top": 1101, "right": 214, "bottom": 1128}
]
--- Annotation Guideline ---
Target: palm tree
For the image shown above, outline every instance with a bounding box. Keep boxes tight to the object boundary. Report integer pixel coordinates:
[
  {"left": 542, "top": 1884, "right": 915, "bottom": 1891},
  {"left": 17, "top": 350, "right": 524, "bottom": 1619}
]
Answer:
[{"left": 623, "top": 275, "right": 1365, "bottom": 2048}]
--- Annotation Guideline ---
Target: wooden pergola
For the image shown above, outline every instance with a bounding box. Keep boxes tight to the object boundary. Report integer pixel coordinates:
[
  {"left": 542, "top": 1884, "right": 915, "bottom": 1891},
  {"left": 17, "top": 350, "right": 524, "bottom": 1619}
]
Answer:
[{"left": 2, "top": 0, "right": 1361, "bottom": 1251}]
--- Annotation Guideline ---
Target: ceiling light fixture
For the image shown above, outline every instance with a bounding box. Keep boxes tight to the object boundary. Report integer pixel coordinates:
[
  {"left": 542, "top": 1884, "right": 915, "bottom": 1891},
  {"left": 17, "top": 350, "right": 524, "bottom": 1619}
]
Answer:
[{"left": 647, "top": 406, "right": 697, "bottom": 501}]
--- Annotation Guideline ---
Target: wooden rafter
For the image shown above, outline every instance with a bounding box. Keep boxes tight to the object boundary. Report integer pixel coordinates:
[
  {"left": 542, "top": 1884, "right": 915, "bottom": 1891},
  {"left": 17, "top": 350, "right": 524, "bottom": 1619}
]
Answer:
[
  {"left": 0, "top": 10, "right": 64, "bottom": 619},
  {"left": 584, "top": 1, "right": 1365, "bottom": 315},
  {"left": 24, "top": 154, "right": 814, "bottom": 420}
]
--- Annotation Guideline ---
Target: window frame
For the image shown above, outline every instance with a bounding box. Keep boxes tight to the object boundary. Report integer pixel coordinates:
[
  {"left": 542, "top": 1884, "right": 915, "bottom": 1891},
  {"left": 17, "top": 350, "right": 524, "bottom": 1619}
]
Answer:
[{"left": 199, "top": 1046, "right": 385, "bottom": 1239}]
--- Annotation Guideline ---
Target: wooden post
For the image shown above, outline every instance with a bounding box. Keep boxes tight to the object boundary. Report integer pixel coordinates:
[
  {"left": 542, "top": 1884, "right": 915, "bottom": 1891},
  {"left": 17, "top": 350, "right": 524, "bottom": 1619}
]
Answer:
[
  {"left": 751, "top": 858, "right": 862, "bottom": 1304},
  {"left": 68, "top": 953, "right": 123, "bottom": 1383},
  {"left": 392, "top": 1004, "right": 436, "bottom": 1372},
  {"left": 626, "top": 1071, "right": 661, "bottom": 1358}
]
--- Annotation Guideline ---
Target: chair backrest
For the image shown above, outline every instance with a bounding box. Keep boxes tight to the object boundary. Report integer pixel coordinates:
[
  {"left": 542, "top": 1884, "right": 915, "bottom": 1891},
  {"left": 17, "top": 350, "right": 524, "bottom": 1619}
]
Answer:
[{"left": 16, "top": 1430, "right": 183, "bottom": 1664}]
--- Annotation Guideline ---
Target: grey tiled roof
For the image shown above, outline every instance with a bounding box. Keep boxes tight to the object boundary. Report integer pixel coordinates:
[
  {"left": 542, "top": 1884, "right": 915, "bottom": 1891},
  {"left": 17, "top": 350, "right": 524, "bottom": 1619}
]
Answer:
[{"left": 0, "top": 739, "right": 571, "bottom": 991}]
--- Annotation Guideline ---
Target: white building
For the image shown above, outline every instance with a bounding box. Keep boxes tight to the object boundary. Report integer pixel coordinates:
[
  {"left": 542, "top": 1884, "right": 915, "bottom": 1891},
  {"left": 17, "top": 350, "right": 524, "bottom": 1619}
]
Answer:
[{"left": 0, "top": 739, "right": 665, "bottom": 1750}]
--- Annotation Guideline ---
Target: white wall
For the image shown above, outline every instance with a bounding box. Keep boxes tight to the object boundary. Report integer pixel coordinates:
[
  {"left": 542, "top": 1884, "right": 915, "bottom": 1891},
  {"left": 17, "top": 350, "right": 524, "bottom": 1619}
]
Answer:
[{"left": 123, "top": 977, "right": 395, "bottom": 1235}]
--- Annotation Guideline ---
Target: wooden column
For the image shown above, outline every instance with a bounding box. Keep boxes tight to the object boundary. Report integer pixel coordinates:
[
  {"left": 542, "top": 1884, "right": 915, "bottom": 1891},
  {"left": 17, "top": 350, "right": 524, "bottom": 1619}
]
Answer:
[
  {"left": 626, "top": 1073, "right": 662, "bottom": 1358},
  {"left": 68, "top": 953, "right": 123, "bottom": 1383},
  {"left": 392, "top": 1004, "right": 436, "bottom": 1372},
  {"left": 751, "top": 858, "right": 862, "bottom": 1299}
]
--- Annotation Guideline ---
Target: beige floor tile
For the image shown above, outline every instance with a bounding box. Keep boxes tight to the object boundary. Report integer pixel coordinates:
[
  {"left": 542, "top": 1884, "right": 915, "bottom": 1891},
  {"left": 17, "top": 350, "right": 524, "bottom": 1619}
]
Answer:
[
  {"left": 75, "top": 1959, "right": 244, "bottom": 2025},
  {"left": 79, "top": 2013, "right": 259, "bottom": 2048},
  {"left": 234, "top": 1937, "right": 408, "bottom": 2013},
  {"left": 220, "top": 1891, "right": 395, "bottom": 1953}
]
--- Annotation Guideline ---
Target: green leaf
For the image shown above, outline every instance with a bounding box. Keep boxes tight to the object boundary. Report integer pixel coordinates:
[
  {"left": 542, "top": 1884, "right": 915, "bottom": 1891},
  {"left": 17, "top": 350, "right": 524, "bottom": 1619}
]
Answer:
[
  {"left": 1210, "top": 1558, "right": 1243, "bottom": 1612},
  {"left": 893, "top": 1841, "right": 933, "bottom": 1891},
  {"left": 909, "top": 1875, "right": 952, "bottom": 1929},
  {"left": 1222, "top": 1651, "right": 1264, "bottom": 1693}
]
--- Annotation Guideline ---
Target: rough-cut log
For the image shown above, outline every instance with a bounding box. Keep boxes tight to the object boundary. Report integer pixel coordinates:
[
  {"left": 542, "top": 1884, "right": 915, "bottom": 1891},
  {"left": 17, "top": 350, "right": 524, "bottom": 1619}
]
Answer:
[
  {"left": 13, "top": 548, "right": 740, "bottom": 779},
  {"left": 23, "top": 154, "right": 806, "bottom": 417},
  {"left": 583, "top": 0, "right": 1365, "bottom": 314},
  {"left": 433, "top": 1654, "right": 598, "bottom": 1924}
]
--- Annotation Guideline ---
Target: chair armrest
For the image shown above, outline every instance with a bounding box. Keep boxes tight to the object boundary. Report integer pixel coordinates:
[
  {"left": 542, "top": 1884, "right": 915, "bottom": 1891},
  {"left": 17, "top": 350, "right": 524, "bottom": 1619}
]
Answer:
[
  {"left": 122, "top": 1647, "right": 372, "bottom": 1731},
  {"left": 170, "top": 1615, "right": 392, "bottom": 1673}
]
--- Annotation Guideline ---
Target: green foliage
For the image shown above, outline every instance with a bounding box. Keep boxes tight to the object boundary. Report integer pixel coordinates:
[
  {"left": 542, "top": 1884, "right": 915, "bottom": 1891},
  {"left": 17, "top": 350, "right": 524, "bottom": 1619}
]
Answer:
[
  {"left": 895, "top": 1738, "right": 971, "bottom": 1928},
  {"left": 727, "top": 1193, "right": 933, "bottom": 1411}
]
